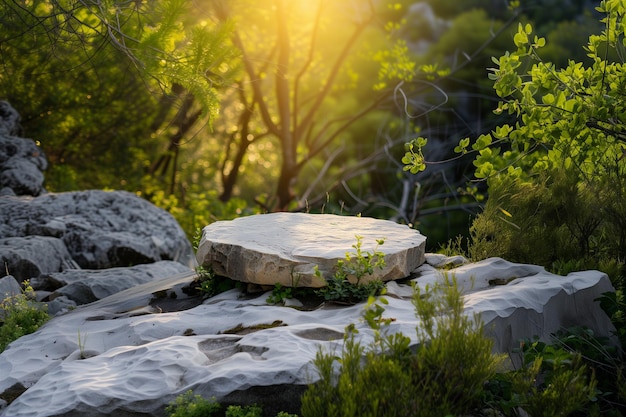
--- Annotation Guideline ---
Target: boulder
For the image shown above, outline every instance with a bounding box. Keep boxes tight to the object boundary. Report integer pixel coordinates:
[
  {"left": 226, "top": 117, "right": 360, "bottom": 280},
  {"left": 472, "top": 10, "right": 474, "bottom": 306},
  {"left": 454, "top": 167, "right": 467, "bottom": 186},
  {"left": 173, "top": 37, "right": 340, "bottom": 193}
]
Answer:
[
  {"left": 0, "top": 257, "right": 616, "bottom": 417},
  {"left": 0, "top": 190, "right": 195, "bottom": 269},
  {"left": 0, "top": 275, "right": 22, "bottom": 318},
  {"left": 197, "top": 213, "right": 427, "bottom": 288},
  {"left": 0, "top": 101, "right": 21, "bottom": 136},
  {"left": 0, "top": 276, "right": 21, "bottom": 300},
  {"left": 0, "top": 236, "right": 77, "bottom": 283},
  {"left": 0, "top": 101, "right": 47, "bottom": 197},
  {"left": 0, "top": 135, "right": 47, "bottom": 197}
]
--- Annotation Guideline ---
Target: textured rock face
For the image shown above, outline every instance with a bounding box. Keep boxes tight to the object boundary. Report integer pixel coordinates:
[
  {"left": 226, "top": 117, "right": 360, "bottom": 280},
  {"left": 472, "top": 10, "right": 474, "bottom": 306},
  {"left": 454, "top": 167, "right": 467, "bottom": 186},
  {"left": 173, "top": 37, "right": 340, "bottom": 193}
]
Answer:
[
  {"left": 0, "top": 276, "right": 22, "bottom": 315},
  {"left": 0, "top": 257, "right": 616, "bottom": 417},
  {"left": 0, "top": 102, "right": 47, "bottom": 197},
  {"left": 40, "top": 261, "right": 193, "bottom": 306},
  {"left": 0, "top": 190, "right": 195, "bottom": 270},
  {"left": 0, "top": 236, "right": 77, "bottom": 282},
  {"left": 0, "top": 135, "right": 47, "bottom": 197},
  {"left": 0, "top": 101, "right": 20, "bottom": 136},
  {"left": 197, "top": 213, "right": 427, "bottom": 287}
]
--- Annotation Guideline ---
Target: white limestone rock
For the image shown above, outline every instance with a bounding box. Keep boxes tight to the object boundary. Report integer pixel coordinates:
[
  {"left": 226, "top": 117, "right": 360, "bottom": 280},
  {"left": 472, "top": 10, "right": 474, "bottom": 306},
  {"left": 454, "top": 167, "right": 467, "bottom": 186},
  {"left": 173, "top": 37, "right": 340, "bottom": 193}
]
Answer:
[
  {"left": 0, "top": 258, "right": 616, "bottom": 417},
  {"left": 45, "top": 261, "right": 194, "bottom": 305},
  {"left": 197, "top": 213, "right": 427, "bottom": 288}
]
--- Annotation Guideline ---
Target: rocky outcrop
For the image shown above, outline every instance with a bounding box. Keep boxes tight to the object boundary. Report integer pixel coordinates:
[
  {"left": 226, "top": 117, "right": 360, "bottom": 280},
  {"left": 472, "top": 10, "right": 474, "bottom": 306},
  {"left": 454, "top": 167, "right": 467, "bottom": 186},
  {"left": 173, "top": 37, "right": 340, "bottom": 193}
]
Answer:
[
  {"left": 0, "top": 236, "right": 77, "bottom": 282},
  {"left": 0, "top": 101, "right": 21, "bottom": 136},
  {"left": 197, "top": 212, "right": 427, "bottom": 288},
  {"left": 0, "top": 191, "right": 195, "bottom": 270},
  {"left": 0, "top": 257, "right": 616, "bottom": 417},
  {"left": 38, "top": 260, "right": 194, "bottom": 306},
  {"left": 0, "top": 101, "right": 47, "bottom": 197},
  {"left": 0, "top": 102, "right": 196, "bottom": 317}
]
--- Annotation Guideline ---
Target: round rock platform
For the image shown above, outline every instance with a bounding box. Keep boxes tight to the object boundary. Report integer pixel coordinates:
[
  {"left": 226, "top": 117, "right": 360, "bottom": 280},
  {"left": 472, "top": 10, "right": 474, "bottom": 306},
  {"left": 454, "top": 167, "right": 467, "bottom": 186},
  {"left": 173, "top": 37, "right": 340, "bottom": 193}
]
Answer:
[{"left": 196, "top": 213, "right": 427, "bottom": 288}]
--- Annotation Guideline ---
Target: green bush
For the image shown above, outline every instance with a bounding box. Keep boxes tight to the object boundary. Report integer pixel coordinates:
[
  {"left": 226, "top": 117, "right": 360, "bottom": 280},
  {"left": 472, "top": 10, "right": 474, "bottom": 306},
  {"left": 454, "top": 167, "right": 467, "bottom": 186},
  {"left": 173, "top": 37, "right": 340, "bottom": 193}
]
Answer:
[
  {"left": 166, "top": 390, "right": 298, "bottom": 417},
  {"left": 301, "top": 276, "right": 505, "bottom": 417},
  {"left": 314, "top": 236, "right": 386, "bottom": 304},
  {"left": 468, "top": 170, "right": 592, "bottom": 265},
  {"left": 486, "top": 336, "right": 600, "bottom": 417},
  {"left": 166, "top": 391, "right": 220, "bottom": 417},
  {"left": 0, "top": 280, "right": 50, "bottom": 352},
  {"left": 225, "top": 404, "right": 263, "bottom": 417}
]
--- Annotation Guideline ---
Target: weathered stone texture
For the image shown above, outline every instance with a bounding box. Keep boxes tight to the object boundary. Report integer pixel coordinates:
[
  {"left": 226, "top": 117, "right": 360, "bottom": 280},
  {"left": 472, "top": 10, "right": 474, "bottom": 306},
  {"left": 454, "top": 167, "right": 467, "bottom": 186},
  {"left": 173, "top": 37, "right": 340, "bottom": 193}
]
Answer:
[{"left": 197, "top": 213, "right": 427, "bottom": 287}]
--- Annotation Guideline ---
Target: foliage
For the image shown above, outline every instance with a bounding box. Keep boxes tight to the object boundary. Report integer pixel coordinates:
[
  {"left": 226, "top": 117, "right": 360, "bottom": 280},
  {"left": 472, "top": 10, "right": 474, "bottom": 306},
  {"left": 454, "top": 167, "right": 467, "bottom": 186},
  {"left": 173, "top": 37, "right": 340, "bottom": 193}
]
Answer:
[
  {"left": 0, "top": 0, "right": 236, "bottom": 196},
  {"left": 266, "top": 283, "right": 295, "bottom": 306},
  {"left": 486, "top": 335, "right": 600, "bottom": 417},
  {"left": 166, "top": 390, "right": 297, "bottom": 417},
  {"left": 404, "top": 1, "right": 626, "bottom": 264},
  {"left": 201, "top": 0, "right": 425, "bottom": 210},
  {"left": 193, "top": 266, "right": 237, "bottom": 299},
  {"left": 314, "top": 236, "right": 386, "bottom": 304},
  {"left": 301, "top": 276, "right": 504, "bottom": 417},
  {"left": 224, "top": 404, "right": 262, "bottom": 417},
  {"left": 467, "top": 170, "right": 580, "bottom": 264},
  {"left": 166, "top": 391, "right": 220, "bottom": 417},
  {"left": 409, "top": 275, "right": 505, "bottom": 415},
  {"left": 0, "top": 281, "right": 50, "bottom": 352},
  {"left": 598, "top": 290, "right": 626, "bottom": 349}
]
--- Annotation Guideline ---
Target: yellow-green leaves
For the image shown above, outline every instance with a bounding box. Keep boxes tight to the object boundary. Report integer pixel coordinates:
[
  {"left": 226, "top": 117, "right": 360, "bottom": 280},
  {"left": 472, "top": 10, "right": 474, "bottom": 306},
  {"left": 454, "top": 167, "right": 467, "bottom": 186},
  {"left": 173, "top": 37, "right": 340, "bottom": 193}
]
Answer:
[
  {"left": 513, "top": 23, "right": 532, "bottom": 48},
  {"left": 454, "top": 138, "right": 470, "bottom": 154},
  {"left": 374, "top": 40, "right": 416, "bottom": 90},
  {"left": 402, "top": 137, "right": 428, "bottom": 174}
]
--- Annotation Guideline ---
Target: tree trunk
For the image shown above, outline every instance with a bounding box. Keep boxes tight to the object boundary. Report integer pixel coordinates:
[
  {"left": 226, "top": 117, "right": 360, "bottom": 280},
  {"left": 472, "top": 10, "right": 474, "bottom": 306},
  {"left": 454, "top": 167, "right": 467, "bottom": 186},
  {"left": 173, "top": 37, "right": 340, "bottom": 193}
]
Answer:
[{"left": 274, "top": 0, "right": 296, "bottom": 210}]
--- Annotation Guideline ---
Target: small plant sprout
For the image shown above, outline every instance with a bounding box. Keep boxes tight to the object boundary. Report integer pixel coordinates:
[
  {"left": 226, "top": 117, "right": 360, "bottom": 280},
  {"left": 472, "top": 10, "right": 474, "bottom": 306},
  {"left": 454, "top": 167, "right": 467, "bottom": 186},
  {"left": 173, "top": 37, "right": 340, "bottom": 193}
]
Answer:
[{"left": 77, "top": 329, "right": 87, "bottom": 359}]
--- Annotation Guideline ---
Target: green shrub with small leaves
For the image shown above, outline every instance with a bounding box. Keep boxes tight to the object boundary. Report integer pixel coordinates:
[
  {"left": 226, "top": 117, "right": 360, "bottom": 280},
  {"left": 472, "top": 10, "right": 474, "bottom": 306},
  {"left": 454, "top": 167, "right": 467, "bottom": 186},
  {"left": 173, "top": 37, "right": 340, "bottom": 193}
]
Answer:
[
  {"left": 225, "top": 404, "right": 263, "bottom": 417},
  {"left": 467, "top": 170, "right": 590, "bottom": 265},
  {"left": 166, "top": 390, "right": 298, "bottom": 417},
  {"left": 193, "top": 266, "right": 238, "bottom": 299},
  {"left": 166, "top": 391, "right": 221, "bottom": 417},
  {"left": 486, "top": 335, "right": 600, "bottom": 417},
  {"left": 302, "top": 275, "right": 505, "bottom": 417},
  {"left": 0, "top": 280, "right": 50, "bottom": 352},
  {"left": 314, "top": 236, "right": 386, "bottom": 304}
]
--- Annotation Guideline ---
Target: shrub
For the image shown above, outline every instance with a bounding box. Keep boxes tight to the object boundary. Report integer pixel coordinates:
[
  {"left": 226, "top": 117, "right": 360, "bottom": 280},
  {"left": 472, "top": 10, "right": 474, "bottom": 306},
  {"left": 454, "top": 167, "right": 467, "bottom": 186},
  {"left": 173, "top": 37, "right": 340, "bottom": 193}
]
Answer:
[
  {"left": 468, "top": 170, "right": 593, "bottom": 265},
  {"left": 166, "top": 391, "right": 220, "bottom": 417},
  {"left": 314, "top": 236, "right": 386, "bottom": 304},
  {"left": 301, "top": 275, "right": 505, "bottom": 417},
  {"left": 225, "top": 404, "right": 262, "bottom": 417},
  {"left": 166, "top": 390, "right": 298, "bottom": 417},
  {"left": 0, "top": 280, "right": 50, "bottom": 352},
  {"left": 486, "top": 336, "right": 600, "bottom": 417}
]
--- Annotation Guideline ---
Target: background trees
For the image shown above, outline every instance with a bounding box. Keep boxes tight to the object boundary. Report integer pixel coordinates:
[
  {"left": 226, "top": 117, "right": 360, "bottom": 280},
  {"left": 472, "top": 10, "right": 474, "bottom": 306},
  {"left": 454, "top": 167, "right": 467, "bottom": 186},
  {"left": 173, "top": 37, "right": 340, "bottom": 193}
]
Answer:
[
  {"left": 0, "top": 0, "right": 235, "bottom": 191},
  {"left": 0, "top": 0, "right": 604, "bottom": 249}
]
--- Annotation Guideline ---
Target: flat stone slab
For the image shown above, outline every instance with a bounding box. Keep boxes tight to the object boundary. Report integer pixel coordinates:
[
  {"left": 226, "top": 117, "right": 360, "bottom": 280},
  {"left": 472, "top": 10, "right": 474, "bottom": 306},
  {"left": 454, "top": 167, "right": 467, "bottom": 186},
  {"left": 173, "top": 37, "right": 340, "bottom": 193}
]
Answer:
[{"left": 196, "top": 213, "right": 427, "bottom": 287}]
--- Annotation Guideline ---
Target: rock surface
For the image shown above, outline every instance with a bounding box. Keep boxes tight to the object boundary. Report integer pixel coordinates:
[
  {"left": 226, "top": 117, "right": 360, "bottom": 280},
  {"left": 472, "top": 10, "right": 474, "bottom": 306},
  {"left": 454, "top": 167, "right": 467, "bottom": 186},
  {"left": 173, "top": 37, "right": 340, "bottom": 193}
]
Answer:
[
  {"left": 0, "top": 135, "right": 47, "bottom": 197},
  {"left": 197, "top": 213, "right": 427, "bottom": 288},
  {"left": 41, "top": 261, "right": 194, "bottom": 306},
  {"left": 0, "top": 275, "right": 22, "bottom": 317},
  {"left": 0, "top": 101, "right": 21, "bottom": 136},
  {"left": 0, "top": 190, "right": 195, "bottom": 270},
  {"left": 0, "top": 102, "right": 47, "bottom": 197},
  {"left": 0, "top": 236, "right": 77, "bottom": 282},
  {"left": 0, "top": 257, "right": 616, "bottom": 417}
]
